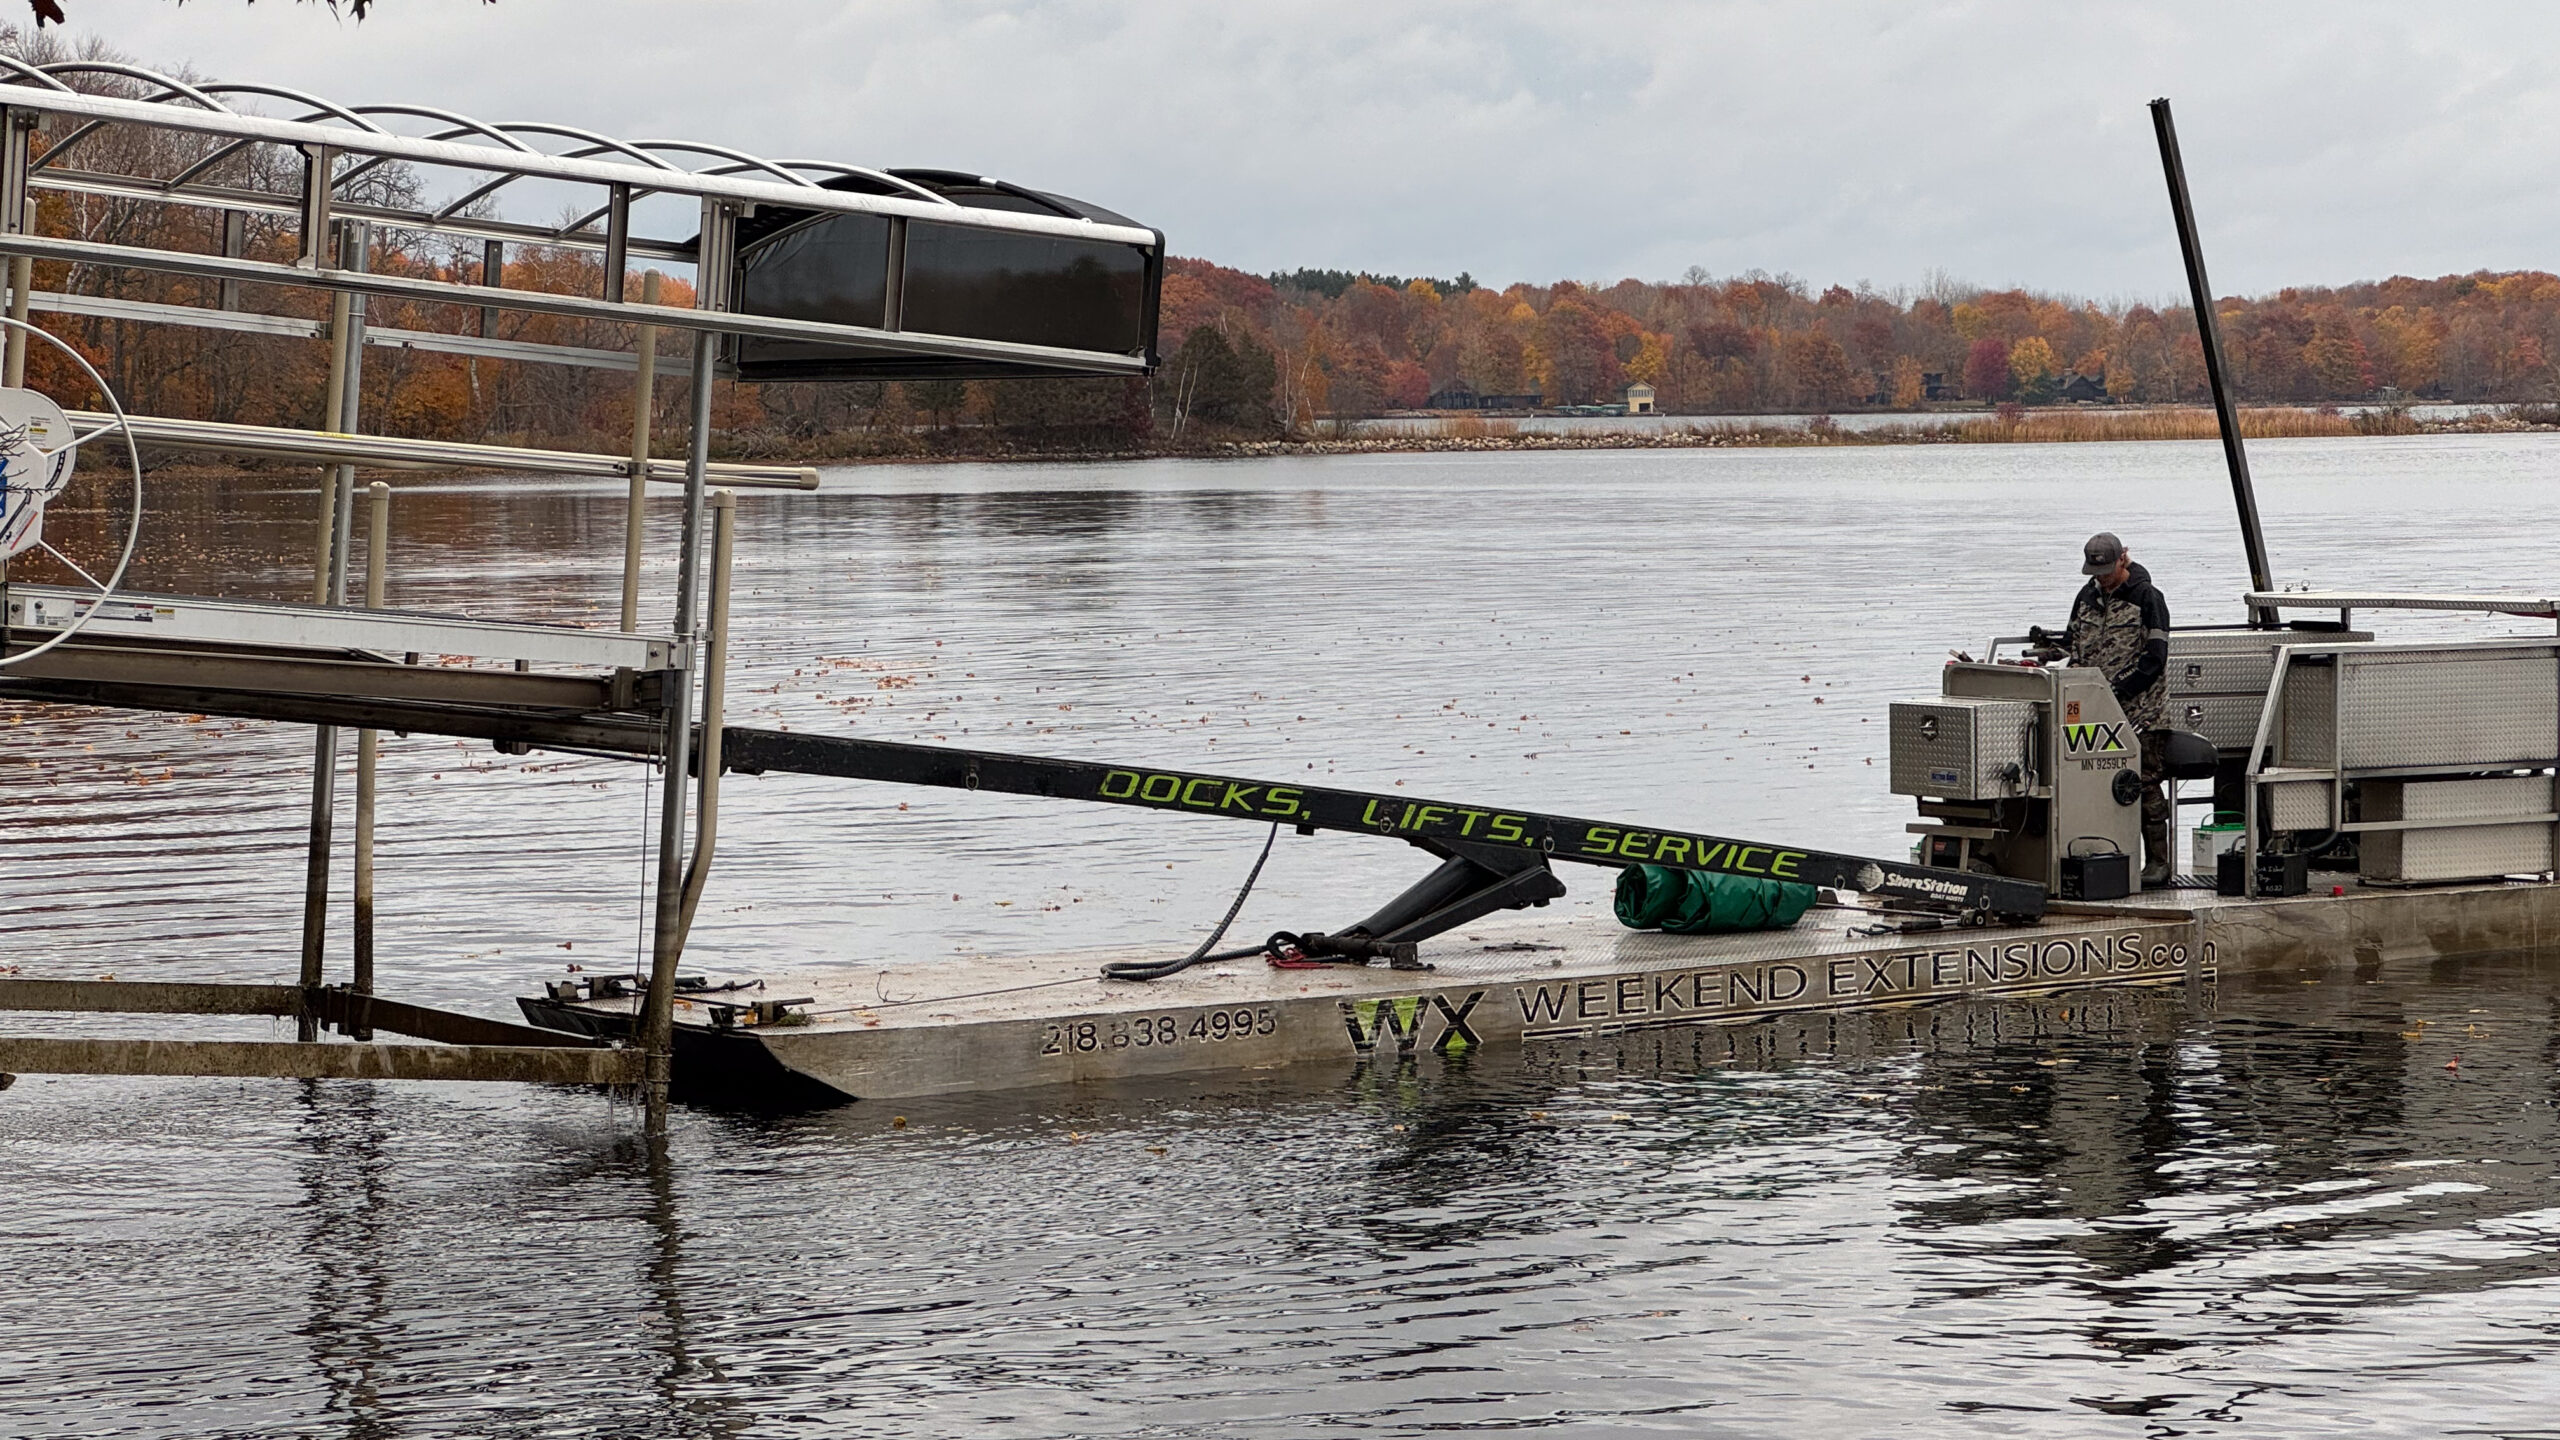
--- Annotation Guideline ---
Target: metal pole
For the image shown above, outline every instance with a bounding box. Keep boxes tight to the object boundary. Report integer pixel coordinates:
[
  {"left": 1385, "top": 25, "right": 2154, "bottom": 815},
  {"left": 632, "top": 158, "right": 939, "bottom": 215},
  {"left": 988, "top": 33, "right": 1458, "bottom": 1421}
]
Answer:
[
  {"left": 328, "top": 224, "right": 370, "bottom": 607},
  {"left": 0, "top": 108, "right": 27, "bottom": 390},
  {"left": 2150, "top": 98, "right": 2279, "bottom": 628},
  {"left": 2, "top": 255, "right": 27, "bottom": 388},
  {"left": 217, "top": 210, "right": 245, "bottom": 311},
  {"left": 642, "top": 330, "right": 714, "bottom": 1130},
  {"left": 642, "top": 202, "right": 731, "bottom": 1130},
  {"left": 603, "top": 185, "right": 631, "bottom": 304},
  {"left": 313, "top": 286, "right": 350, "bottom": 605},
  {"left": 620, "top": 269, "right": 662, "bottom": 632},
  {"left": 675, "top": 490, "right": 733, "bottom": 949},
  {"left": 298, "top": 223, "right": 368, "bottom": 1030},
  {"left": 479, "top": 238, "right": 502, "bottom": 338},
  {"left": 352, "top": 480, "right": 388, "bottom": 1037}
]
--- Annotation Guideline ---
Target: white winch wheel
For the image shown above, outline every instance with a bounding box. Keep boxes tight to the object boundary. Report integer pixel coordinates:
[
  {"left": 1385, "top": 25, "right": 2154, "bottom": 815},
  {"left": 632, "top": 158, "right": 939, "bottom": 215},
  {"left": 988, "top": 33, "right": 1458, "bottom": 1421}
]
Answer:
[{"left": 0, "top": 314, "right": 148, "bottom": 669}]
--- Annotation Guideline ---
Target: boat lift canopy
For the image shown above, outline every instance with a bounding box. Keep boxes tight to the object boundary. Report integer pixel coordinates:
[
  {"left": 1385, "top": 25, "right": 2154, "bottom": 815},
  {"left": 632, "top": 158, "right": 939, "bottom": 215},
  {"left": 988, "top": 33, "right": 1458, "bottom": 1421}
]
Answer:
[{"left": 0, "top": 60, "right": 1164, "bottom": 388}]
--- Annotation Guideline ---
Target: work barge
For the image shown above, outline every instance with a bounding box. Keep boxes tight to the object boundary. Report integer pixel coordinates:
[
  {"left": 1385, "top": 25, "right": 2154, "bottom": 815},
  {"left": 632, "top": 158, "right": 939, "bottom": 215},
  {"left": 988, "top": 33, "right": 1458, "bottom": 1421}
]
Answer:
[{"left": 6, "top": 83, "right": 2560, "bottom": 1117}]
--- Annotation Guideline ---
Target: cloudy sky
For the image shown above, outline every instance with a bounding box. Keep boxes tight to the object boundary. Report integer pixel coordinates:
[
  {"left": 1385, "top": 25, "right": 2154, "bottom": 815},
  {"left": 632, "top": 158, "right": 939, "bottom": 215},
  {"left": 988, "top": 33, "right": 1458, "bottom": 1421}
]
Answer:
[{"left": 42, "top": 1, "right": 2560, "bottom": 300}]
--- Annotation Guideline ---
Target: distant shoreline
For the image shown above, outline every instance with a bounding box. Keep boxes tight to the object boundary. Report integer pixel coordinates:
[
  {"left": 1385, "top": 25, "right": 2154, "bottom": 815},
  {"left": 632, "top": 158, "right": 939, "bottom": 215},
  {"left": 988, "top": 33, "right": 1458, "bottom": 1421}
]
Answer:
[
  {"left": 134, "top": 405, "right": 2559, "bottom": 483},
  {"left": 783, "top": 403, "right": 2556, "bottom": 466}
]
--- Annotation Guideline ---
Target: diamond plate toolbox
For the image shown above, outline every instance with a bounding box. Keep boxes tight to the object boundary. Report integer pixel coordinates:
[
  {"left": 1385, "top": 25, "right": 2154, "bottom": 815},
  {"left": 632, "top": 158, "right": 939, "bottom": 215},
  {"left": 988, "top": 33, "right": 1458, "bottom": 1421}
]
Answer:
[
  {"left": 1889, "top": 698, "right": 2037, "bottom": 800},
  {"left": 2358, "top": 775, "right": 2557, "bottom": 883},
  {"left": 2167, "top": 628, "right": 2369, "bottom": 752}
]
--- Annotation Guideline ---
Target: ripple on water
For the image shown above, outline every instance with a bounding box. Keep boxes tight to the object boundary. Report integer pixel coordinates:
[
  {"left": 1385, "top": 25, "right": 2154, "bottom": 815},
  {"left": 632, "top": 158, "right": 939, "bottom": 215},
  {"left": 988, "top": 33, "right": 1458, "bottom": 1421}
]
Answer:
[{"left": 7, "top": 444, "right": 2560, "bottom": 1434}]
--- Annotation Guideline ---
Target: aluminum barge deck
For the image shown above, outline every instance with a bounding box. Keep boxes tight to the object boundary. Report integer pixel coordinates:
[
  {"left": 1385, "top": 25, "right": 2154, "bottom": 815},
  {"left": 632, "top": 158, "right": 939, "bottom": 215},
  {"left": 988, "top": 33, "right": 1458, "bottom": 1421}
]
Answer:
[{"left": 520, "top": 876, "right": 2557, "bottom": 1107}]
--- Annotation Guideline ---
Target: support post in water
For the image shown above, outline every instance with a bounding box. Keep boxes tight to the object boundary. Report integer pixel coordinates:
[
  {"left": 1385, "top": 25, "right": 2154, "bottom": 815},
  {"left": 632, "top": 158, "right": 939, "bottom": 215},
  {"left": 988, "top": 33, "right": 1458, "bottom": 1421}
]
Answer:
[
  {"left": 352, "top": 480, "right": 389, "bottom": 1038},
  {"left": 2150, "top": 97, "right": 2278, "bottom": 628},
  {"left": 642, "top": 201, "right": 733, "bottom": 1129},
  {"left": 299, "top": 221, "right": 369, "bottom": 1035},
  {"left": 620, "top": 269, "right": 662, "bottom": 633}
]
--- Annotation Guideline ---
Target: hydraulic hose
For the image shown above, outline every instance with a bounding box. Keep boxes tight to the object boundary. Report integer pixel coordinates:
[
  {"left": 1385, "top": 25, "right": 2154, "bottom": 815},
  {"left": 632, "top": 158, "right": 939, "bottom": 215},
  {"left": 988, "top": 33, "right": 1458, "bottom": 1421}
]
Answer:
[{"left": 1100, "top": 823, "right": 1279, "bottom": 982}]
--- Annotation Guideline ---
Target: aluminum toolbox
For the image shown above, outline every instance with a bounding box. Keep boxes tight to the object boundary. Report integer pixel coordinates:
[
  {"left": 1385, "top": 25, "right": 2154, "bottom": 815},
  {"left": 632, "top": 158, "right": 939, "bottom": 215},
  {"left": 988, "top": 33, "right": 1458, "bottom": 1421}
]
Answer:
[
  {"left": 2168, "top": 633, "right": 2286, "bottom": 696},
  {"left": 2359, "top": 775, "right": 2558, "bottom": 883},
  {"left": 1889, "top": 697, "right": 2036, "bottom": 800},
  {"left": 2280, "top": 649, "right": 2560, "bottom": 770},
  {"left": 2167, "top": 628, "right": 2370, "bottom": 753},
  {"left": 2170, "top": 693, "right": 2275, "bottom": 751},
  {"left": 2166, "top": 628, "right": 2374, "bottom": 696}
]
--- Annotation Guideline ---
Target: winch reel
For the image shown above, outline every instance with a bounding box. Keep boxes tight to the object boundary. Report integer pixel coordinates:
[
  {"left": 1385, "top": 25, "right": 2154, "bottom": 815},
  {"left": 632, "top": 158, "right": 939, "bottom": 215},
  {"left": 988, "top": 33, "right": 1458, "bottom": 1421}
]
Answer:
[{"left": 0, "top": 314, "right": 147, "bottom": 669}]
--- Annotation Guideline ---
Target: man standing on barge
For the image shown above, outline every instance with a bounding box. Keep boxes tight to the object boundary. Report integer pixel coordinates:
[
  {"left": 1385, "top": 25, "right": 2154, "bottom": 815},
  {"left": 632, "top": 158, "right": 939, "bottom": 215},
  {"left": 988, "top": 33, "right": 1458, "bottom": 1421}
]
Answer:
[{"left": 2048, "top": 532, "right": 2173, "bottom": 885}]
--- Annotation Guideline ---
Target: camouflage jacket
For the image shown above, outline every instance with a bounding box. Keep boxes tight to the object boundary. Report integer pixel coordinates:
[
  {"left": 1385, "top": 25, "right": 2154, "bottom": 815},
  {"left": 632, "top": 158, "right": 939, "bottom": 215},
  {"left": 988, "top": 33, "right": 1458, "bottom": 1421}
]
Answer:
[{"left": 2065, "top": 561, "right": 2171, "bottom": 730}]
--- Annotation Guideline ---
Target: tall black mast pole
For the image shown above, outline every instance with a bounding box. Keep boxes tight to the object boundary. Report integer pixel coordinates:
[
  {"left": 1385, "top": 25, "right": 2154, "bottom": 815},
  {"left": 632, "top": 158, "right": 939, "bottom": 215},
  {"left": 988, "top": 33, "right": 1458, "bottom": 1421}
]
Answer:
[{"left": 2150, "top": 97, "right": 2279, "bottom": 627}]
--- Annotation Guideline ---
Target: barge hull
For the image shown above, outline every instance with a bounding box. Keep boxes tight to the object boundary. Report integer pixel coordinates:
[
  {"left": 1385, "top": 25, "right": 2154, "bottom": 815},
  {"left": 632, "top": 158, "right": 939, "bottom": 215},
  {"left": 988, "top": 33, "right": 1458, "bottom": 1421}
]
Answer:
[
  {"left": 531, "top": 878, "right": 2560, "bottom": 1107},
  {"left": 549, "top": 906, "right": 2203, "bottom": 1106}
]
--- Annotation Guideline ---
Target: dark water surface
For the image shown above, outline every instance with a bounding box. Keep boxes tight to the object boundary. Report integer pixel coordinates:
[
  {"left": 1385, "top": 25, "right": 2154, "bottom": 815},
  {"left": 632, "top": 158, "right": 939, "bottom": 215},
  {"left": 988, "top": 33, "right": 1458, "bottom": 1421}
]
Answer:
[{"left": 5, "top": 437, "right": 2560, "bottom": 1434}]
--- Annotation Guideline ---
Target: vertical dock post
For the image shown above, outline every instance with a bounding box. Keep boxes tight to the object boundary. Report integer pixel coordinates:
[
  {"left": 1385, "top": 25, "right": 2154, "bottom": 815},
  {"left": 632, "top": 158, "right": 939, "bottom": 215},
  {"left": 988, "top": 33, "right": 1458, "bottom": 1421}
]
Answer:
[
  {"left": 2, "top": 255, "right": 27, "bottom": 387},
  {"left": 0, "top": 103, "right": 19, "bottom": 643},
  {"left": 642, "top": 203, "right": 731, "bottom": 1131},
  {"left": 299, "top": 222, "right": 369, "bottom": 1035},
  {"left": 327, "top": 225, "right": 370, "bottom": 609},
  {"left": 675, "top": 490, "right": 733, "bottom": 947},
  {"left": 620, "top": 269, "right": 662, "bottom": 633},
  {"left": 641, "top": 334, "right": 713, "bottom": 1130},
  {"left": 351, "top": 481, "right": 389, "bottom": 1039},
  {"left": 1, "top": 109, "right": 30, "bottom": 389},
  {"left": 314, "top": 282, "right": 351, "bottom": 605}
]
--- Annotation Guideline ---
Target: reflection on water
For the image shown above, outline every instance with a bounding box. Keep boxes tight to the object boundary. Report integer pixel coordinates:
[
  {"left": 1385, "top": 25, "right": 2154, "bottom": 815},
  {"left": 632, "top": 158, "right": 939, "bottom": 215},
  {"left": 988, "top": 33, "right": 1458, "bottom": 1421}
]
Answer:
[
  {"left": 7, "top": 438, "right": 2560, "bottom": 1433},
  {"left": 0, "top": 966, "right": 2555, "bottom": 1435}
]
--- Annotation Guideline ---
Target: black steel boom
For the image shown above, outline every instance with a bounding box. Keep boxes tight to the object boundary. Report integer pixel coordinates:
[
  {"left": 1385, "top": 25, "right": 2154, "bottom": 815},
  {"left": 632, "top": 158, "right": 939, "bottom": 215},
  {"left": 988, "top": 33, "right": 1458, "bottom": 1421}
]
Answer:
[{"left": 719, "top": 728, "right": 2047, "bottom": 919}]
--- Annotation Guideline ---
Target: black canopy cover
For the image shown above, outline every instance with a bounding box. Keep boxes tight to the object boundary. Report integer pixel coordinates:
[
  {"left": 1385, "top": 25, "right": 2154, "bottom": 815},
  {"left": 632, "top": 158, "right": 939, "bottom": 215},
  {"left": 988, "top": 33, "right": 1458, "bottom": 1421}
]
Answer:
[{"left": 723, "top": 171, "right": 1162, "bottom": 381}]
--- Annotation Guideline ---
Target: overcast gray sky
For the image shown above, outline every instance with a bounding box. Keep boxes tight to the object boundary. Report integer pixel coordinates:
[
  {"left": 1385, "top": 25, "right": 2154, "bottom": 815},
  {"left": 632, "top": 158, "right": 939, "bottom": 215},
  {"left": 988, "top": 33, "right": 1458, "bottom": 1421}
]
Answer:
[{"left": 53, "top": 0, "right": 2560, "bottom": 300}]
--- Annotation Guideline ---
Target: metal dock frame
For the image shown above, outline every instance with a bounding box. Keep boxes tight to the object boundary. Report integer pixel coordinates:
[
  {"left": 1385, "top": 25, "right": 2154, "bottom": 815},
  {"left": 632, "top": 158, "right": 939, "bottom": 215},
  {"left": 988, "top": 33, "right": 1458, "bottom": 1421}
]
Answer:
[{"left": 0, "top": 59, "right": 1155, "bottom": 1126}]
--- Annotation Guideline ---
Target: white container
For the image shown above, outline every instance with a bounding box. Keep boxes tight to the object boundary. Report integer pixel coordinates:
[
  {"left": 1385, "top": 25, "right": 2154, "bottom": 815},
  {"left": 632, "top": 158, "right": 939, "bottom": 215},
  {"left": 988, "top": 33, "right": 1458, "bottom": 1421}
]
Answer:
[{"left": 2192, "top": 815, "right": 2244, "bottom": 875}]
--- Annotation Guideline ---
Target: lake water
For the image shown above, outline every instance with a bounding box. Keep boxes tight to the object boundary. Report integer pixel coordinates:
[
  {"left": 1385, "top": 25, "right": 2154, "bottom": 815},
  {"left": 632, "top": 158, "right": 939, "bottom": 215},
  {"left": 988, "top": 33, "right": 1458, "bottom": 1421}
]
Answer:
[{"left": 5, "top": 434, "right": 2559, "bottom": 1436}]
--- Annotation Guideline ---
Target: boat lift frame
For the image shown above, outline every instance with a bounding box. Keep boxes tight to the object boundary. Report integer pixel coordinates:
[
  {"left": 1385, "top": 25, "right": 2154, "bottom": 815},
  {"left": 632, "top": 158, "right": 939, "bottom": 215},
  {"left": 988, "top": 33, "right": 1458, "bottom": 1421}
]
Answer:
[{"left": 0, "top": 61, "right": 1158, "bottom": 1127}]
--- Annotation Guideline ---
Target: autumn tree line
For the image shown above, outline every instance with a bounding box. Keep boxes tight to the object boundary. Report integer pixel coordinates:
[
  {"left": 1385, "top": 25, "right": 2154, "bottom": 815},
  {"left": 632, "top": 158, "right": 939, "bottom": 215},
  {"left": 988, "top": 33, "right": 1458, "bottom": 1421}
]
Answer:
[
  {"left": 10, "top": 32, "right": 2560, "bottom": 459},
  {"left": 1154, "top": 259, "right": 2560, "bottom": 435}
]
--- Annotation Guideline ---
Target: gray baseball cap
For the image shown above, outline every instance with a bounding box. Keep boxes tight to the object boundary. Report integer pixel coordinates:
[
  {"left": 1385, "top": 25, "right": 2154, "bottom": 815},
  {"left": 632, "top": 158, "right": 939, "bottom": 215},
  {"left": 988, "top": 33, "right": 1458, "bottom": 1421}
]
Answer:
[{"left": 2081, "top": 532, "right": 2125, "bottom": 575}]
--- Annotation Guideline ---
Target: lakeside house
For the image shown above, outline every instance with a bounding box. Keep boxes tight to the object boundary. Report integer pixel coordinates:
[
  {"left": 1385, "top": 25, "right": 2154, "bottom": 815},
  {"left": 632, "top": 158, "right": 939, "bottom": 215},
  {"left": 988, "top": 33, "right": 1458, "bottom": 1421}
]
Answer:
[{"left": 1624, "top": 383, "right": 1656, "bottom": 415}]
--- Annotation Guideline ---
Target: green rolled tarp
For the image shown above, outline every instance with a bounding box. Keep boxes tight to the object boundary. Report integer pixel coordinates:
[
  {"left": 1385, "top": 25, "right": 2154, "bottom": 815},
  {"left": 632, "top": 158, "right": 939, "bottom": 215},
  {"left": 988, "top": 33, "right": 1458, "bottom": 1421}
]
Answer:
[{"left": 1614, "top": 863, "right": 1817, "bottom": 934}]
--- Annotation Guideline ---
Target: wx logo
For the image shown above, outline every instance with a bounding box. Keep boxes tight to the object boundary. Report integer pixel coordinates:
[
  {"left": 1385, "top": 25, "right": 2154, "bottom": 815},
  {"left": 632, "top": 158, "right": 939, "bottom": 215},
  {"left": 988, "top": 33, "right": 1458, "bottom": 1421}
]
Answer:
[
  {"left": 1341, "top": 991, "right": 1484, "bottom": 1055},
  {"left": 2062, "top": 720, "right": 2128, "bottom": 755}
]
